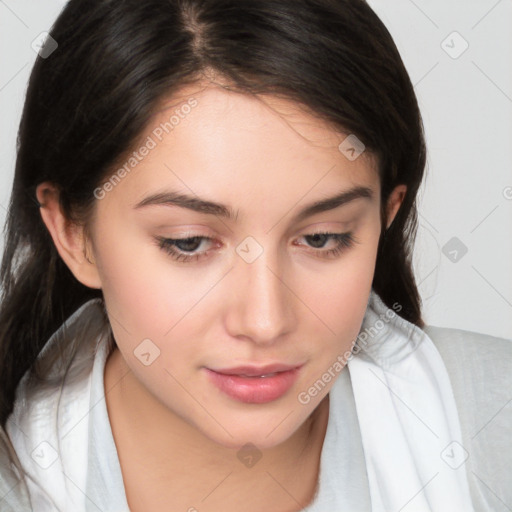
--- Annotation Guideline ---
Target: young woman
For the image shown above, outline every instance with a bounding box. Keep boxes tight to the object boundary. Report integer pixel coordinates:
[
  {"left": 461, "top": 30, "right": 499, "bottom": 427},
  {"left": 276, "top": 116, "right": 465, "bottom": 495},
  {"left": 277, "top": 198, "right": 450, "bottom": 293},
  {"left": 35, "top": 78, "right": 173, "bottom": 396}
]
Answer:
[{"left": 0, "top": 1, "right": 510, "bottom": 511}]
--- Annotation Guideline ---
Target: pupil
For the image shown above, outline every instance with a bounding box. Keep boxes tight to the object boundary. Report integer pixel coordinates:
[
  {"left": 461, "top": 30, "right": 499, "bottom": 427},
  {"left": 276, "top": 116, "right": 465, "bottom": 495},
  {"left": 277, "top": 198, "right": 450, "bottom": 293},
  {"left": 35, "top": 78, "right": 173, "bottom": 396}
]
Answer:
[
  {"left": 307, "top": 234, "right": 327, "bottom": 248},
  {"left": 176, "top": 237, "right": 201, "bottom": 252}
]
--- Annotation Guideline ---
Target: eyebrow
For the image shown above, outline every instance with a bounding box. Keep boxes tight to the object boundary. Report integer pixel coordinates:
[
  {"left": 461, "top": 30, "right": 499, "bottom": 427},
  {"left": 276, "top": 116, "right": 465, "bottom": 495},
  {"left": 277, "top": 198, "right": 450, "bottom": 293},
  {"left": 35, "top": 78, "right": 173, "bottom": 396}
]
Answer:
[{"left": 133, "top": 185, "right": 373, "bottom": 223}]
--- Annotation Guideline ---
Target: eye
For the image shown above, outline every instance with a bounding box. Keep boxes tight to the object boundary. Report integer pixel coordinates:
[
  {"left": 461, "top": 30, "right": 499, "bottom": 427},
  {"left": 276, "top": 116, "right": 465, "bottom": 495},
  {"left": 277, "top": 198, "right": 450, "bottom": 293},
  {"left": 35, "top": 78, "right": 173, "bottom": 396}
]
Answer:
[
  {"left": 296, "top": 232, "right": 357, "bottom": 259},
  {"left": 154, "top": 231, "right": 357, "bottom": 263},
  {"left": 154, "top": 235, "right": 215, "bottom": 263}
]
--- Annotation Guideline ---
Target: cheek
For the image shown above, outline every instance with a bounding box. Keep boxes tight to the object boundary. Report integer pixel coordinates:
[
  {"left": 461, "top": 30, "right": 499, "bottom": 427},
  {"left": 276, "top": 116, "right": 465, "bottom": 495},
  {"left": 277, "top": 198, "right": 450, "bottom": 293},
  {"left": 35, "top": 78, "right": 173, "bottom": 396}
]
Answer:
[
  {"left": 295, "top": 224, "right": 381, "bottom": 367},
  {"left": 91, "top": 217, "right": 213, "bottom": 342},
  {"left": 302, "top": 227, "right": 379, "bottom": 322}
]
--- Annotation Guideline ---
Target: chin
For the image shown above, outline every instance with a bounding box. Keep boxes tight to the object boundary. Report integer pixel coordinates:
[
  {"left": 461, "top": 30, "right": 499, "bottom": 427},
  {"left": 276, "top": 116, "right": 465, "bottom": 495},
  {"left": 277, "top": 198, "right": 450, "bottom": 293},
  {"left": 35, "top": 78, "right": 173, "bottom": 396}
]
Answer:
[
  {"left": 193, "top": 409, "right": 312, "bottom": 452},
  {"left": 206, "top": 429, "right": 294, "bottom": 452}
]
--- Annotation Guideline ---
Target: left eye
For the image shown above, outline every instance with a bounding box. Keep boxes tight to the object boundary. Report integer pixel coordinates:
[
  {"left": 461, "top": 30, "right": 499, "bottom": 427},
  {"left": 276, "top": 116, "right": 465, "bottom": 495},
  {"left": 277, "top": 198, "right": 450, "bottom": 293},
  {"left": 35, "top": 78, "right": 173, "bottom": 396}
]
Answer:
[
  {"left": 296, "top": 232, "right": 356, "bottom": 259},
  {"left": 154, "top": 231, "right": 356, "bottom": 263}
]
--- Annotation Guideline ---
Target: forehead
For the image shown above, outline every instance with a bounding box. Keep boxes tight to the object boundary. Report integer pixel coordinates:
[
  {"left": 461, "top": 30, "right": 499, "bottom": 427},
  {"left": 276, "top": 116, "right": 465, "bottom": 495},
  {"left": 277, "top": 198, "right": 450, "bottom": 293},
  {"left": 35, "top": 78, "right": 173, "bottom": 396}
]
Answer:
[
  {"left": 149, "top": 82, "right": 373, "bottom": 161},
  {"left": 99, "top": 82, "right": 379, "bottom": 211}
]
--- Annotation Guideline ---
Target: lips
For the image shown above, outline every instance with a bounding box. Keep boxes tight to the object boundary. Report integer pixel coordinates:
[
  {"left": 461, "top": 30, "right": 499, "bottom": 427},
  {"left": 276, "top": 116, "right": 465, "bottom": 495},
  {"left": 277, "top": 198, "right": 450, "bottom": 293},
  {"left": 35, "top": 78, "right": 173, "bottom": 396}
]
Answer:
[
  {"left": 211, "top": 363, "right": 301, "bottom": 377},
  {"left": 205, "top": 363, "right": 303, "bottom": 404}
]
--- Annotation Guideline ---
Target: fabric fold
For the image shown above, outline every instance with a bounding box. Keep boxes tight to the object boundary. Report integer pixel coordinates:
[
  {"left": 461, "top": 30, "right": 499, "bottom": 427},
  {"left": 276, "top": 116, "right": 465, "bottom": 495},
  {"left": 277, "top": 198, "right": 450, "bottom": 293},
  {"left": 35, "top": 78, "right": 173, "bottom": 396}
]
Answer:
[{"left": 347, "top": 292, "right": 475, "bottom": 511}]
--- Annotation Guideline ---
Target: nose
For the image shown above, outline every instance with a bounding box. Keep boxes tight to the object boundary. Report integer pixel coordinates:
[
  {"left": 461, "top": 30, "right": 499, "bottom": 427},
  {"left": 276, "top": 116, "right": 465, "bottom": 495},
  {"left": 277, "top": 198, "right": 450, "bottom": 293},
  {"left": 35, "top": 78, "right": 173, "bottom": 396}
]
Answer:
[{"left": 224, "top": 245, "right": 296, "bottom": 346}]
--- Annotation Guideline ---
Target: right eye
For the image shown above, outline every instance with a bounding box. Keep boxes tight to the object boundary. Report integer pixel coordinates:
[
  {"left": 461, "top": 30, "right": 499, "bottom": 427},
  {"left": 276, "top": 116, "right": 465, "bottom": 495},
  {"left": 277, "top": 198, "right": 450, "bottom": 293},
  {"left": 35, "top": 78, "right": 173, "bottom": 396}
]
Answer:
[{"left": 154, "top": 236, "right": 216, "bottom": 263}]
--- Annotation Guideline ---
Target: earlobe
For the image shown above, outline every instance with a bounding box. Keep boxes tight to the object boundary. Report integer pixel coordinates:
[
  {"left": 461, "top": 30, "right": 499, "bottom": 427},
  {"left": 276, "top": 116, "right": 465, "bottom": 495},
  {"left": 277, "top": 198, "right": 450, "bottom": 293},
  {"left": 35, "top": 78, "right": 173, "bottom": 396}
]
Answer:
[
  {"left": 385, "top": 184, "right": 407, "bottom": 229},
  {"left": 36, "top": 182, "right": 102, "bottom": 289}
]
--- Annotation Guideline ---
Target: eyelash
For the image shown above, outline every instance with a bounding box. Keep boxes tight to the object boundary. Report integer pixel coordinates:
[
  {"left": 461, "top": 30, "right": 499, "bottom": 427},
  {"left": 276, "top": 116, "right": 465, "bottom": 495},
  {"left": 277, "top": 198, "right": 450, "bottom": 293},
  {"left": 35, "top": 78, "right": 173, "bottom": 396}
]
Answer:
[{"left": 154, "top": 232, "right": 357, "bottom": 263}]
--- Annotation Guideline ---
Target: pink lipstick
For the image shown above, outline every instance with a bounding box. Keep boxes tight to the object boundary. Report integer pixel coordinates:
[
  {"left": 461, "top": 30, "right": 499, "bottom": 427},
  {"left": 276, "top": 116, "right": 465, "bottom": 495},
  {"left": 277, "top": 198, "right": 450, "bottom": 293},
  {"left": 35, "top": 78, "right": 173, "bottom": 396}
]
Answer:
[{"left": 205, "top": 363, "right": 302, "bottom": 404}]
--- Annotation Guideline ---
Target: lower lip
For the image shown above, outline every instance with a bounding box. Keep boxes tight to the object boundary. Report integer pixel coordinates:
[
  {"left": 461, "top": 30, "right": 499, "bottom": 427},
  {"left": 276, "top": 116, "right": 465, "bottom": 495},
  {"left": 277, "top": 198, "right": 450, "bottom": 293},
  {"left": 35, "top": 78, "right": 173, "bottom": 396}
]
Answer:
[{"left": 205, "top": 367, "right": 301, "bottom": 404}]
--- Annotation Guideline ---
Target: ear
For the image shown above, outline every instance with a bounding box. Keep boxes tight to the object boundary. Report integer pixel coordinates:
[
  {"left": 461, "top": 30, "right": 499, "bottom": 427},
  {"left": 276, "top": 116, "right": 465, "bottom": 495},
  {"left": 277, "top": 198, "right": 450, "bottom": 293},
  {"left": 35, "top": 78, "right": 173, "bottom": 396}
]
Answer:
[
  {"left": 385, "top": 184, "right": 407, "bottom": 229},
  {"left": 36, "top": 182, "right": 102, "bottom": 289}
]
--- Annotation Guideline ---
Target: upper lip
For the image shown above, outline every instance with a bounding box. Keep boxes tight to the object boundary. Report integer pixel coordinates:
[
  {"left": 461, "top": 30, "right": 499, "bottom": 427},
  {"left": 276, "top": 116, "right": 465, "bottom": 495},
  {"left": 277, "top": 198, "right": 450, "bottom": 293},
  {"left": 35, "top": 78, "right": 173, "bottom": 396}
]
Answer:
[{"left": 210, "top": 363, "right": 302, "bottom": 376}]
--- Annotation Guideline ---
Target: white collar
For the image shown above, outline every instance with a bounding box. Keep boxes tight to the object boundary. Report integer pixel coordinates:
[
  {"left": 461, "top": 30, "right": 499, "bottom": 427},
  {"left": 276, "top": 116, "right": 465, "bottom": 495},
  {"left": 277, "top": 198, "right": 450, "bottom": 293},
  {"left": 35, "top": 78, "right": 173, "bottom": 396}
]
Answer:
[{"left": 346, "top": 291, "right": 474, "bottom": 511}]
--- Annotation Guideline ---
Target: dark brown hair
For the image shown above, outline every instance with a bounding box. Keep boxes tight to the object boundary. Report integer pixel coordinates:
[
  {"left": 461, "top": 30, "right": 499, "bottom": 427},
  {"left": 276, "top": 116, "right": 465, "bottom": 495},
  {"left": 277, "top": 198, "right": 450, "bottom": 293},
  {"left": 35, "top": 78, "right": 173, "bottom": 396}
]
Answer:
[{"left": 0, "top": 0, "right": 426, "bottom": 428}]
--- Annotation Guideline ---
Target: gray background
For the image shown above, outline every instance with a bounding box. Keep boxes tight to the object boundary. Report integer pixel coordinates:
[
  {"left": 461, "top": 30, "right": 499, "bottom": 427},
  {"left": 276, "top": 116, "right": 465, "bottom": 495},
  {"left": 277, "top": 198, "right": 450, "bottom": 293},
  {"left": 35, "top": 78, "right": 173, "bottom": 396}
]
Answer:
[{"left": 1, "top": 0, "right": 511, "bottom": 339}]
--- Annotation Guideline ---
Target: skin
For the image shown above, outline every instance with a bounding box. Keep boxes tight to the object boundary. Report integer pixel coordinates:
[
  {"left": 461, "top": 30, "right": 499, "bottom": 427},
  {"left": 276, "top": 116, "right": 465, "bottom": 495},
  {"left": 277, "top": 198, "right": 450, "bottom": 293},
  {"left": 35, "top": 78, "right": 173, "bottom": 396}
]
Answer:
[{"left": 37, "top": 81, "right": 406, "bottom": 511}]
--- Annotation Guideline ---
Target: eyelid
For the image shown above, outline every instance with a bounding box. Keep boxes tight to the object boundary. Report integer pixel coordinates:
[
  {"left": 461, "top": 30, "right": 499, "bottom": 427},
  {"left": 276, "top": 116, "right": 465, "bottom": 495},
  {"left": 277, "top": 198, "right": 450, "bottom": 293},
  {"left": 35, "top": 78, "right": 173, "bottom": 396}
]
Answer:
[
  {"left": 154, "top": 229, "right": 357, "bottom": 263},
  {"left": 154, "top": 224, "right": 353, "bottom": 245}
]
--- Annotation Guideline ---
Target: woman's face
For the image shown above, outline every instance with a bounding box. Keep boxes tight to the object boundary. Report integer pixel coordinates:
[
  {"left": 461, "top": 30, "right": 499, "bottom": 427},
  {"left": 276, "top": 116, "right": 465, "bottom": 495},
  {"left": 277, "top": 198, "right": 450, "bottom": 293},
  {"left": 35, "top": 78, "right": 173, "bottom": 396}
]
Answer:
[{"left": 81, "top": 83, "right": 390, "bottom": 449}]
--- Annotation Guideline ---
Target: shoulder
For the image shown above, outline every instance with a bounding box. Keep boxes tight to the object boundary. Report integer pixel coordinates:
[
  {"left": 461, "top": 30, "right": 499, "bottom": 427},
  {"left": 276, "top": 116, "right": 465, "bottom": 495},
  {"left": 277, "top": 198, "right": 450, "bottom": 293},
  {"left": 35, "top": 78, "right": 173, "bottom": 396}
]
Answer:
[
  {"left": 0, "top": 427, "right": 32, "bottom": 511},
  {"left": 3, "top": 298, "right": 111, "bottom": 511},
  {"left": 424, "top": 324, "right": 511, "bottom": 422},
  {"left": 424, "top": 325, "right": 512, "bottom": 511},
  {"left": 424, "top": 323, "right": 512, "bottom": 352},
  {"left": 424, "top": 324, "right": 512, "bottom": 389}
]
